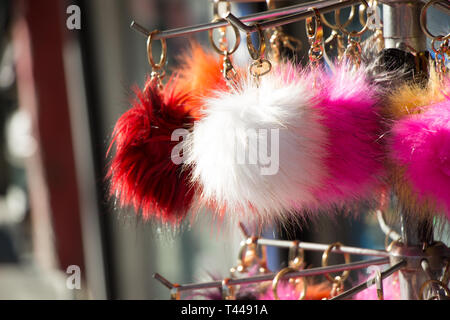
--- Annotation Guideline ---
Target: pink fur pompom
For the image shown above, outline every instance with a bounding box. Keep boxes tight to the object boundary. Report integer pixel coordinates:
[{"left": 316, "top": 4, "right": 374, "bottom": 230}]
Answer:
[
  {"left": 259, "top": 282, "right": 301, "bottom": 300},
  {"left": 390, "top": 98, "right": 450, "bottom": 220},
  {"left": 311, "top": 64, "right": 386, "bottom": 208},
  {"left": 258, "top": 281, "right": 331, "bottom": 300},
  {"left": 354, "top": 272, "right": 401, "bottom": 300}
]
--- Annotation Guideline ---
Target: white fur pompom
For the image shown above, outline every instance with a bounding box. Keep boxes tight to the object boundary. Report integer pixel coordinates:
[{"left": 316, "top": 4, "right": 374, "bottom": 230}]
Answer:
[{"left": 183, "top": 63, "right": 328, "bottom": 225}]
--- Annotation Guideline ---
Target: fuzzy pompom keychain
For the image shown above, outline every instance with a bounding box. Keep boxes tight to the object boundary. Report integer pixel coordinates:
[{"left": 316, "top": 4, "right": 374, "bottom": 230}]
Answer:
[
  {"left": 107, "top": 31, "right": 198, "bottom": 225},
  {"left": 174, "top": 41, "right": 231, "bottom": 120},
  {"left": 258, "top": 281, "right": 331, "bottom": 300},
  {"left": 184, "top": 28, "right": 328, "bottom": 225},
  {"left": 310, "top": 62, "right": 386, "bottom": 210},
  {"left": 388, "top": 72, "right": 450, "bottom": 221},
  {"left": 298, "top": 12, "right": 386, "bottom": 213},
  {"left": 174, "top": 18, "right": 243, "bottom": 120}
]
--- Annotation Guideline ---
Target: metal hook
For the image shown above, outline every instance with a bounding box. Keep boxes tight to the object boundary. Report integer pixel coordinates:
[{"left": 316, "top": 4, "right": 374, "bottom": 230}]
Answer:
[
  {"left": 376, "top": 209, "right": 402, "bottom": 245},
  {"left": 225, "top": 12, "right": 253, "bottom": 33},
  {"left": 225, "top": 16, "right": 273, "bottom": 80},
  {"left": 153, "top": 273, "right": 176, "bottom": 289},
  {"left": 322, "top": 242, "right": 351, "bottom": 284},
  {"left": 238, "top": 222, "right": 250, "bottom": 238}
]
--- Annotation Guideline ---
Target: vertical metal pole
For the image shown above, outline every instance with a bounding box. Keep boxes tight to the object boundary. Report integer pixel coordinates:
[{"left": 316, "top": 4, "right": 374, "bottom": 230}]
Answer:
[
  {"left": 382, "top": 0, "right": 427, "bottom": 51},
  {"left": 395, "top": 211, "right": 425, "bottom": 300},
  {"left": 382, "top": 0, "right": 430, "bottom": 300}
]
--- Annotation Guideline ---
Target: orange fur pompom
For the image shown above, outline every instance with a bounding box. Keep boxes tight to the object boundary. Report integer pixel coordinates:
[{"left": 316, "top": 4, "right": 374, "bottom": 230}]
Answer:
[
  {"left": 174, "top": 42, "right": 229, "bottom": 120},
  {"left": 384, "top": 68, "right": 447, "bottom": 120}
]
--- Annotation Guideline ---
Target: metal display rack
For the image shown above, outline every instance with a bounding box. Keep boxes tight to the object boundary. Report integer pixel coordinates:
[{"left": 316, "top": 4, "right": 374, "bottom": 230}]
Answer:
[
  {"left": 151, "top": 220, "right": 448, "bottom": 300},
  {"left": 131, "top": 0, "right": 450, "bottom": 300}
]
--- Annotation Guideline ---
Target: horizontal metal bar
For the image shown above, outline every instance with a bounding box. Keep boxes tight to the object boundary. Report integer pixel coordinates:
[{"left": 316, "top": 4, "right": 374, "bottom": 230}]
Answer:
[
  {"left": 217, "top": 0, "right": 270, "bottom": 2},
  {"left": 226, "top": 13, "right": 254, "bottom": 32},
  {"left": 220, "top": 0, "right": 450, "bottom": 15},
  {"left": 221, "top": 0, "right": 450, "bottom": 11},
  {"left": 131, "top": 0, "right": 358, "bottom": 39},
  {"left": 229, "top": 0, "right": 364, "bottom": 32},
  {"left": 257, "top": 238, "right": 390, "bottom": 257},
  {"left": 157, "top": 257, "right": 390, "bottom": 292},
  {"left": 330, "top": 260, "right": 406, "bottom": 300}
]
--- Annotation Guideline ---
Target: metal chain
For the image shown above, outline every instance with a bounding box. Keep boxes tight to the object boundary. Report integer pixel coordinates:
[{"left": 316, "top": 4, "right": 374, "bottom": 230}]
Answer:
[
  {"left": 344, "top": 35, "right": 362, "bottom": 67},
  {"left": 432, "top": 39, "right": 449, "bottom": 80}
]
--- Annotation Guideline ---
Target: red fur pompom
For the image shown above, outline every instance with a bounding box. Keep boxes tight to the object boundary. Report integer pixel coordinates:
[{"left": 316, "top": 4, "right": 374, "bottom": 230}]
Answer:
[{"left": 107, "top": 78, "right": 195, "bottom": 224}]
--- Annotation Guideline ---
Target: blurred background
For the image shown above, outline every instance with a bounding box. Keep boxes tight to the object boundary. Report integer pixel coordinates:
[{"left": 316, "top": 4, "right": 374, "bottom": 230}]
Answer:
[{"left": 0, "top": 0, "right": 448, "bottom": 300}]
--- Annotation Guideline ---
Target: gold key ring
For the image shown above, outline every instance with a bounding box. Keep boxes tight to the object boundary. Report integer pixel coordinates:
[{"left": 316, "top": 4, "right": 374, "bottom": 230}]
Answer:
[
  {"left": 322, "top": 242, "right": 351, "bottom": 284},
  {"left": 306, "top": 8, "right": 324, "bottom": 45},
  {"left": 272, "top": 267, "right": 307, "bottom": 300},
  {"left": 147, "top": 30, "right": 167, "bottom": 71},
  {"left": 247, "top": 24, "right": 267, "bottom": 61},
  {"left": 230, "top": 236, "right": 268, "bottom": 276},
  {"left": 320, "top": 5, "right": 355, "bottom": 30},
  {"left": 420, "top": 0, "right": 450, "bottom": 42},
  {"left": 335, "top": 0, "right": 370, "bottom": 38},
  {"left": 211, "top": 0, "right": 232, "bottom": 54},
  {"left": 231, "top": 238, "right": 257, "bottom": 275},
  {"left": 306, "top": 8, "right": 324, "bottom": 66},
  {"left": 247, "top": 24, "right": 272, "bottom": 79},
  {"left": 209, "top": 17, "right": 241, "bottom": 56},
  {"left": 431, "top": 39, "right": 449, "bottom": 57}
]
